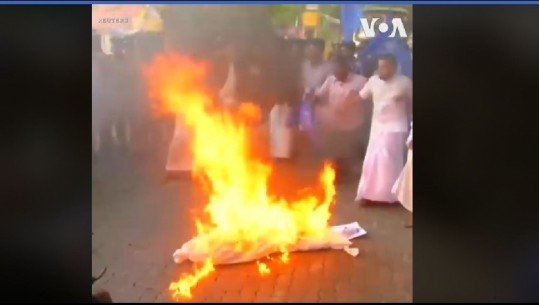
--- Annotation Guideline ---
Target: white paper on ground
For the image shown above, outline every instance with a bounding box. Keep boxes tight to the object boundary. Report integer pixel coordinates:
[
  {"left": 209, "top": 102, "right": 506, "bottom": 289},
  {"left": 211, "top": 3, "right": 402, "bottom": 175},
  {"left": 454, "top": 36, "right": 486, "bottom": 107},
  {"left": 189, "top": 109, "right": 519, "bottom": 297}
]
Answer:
[
  {"left": 331, "top": 222, "right": 367, "bottom": 240},
  {"left": 343, "top": 246, "right": 360, "bottom": 257}
]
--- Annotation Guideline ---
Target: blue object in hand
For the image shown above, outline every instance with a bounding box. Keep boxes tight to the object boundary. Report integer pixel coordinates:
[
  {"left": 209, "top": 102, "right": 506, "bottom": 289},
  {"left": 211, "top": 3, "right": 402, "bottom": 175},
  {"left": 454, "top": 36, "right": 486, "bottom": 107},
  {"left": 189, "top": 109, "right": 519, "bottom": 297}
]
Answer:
[{"left": 298, "top": 99, "right": 315, "bottom": 132}]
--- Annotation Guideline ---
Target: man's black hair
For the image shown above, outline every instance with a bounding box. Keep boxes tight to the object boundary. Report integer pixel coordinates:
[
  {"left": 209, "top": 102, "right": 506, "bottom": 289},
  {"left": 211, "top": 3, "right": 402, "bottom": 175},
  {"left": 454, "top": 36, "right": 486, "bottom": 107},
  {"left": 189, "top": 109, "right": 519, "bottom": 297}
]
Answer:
[
  {"left": 332, "top": 55, "right": 351, "bottom": 69},
  {"left": 283, "top": 38, "right": 305, "bottom": 55},
  {"left": 288, "top": 38, "right": 305, "bottom": 50},
  {"left": 306, "top": 38, "right": 325, "bottom": 52},
  {"left": 378, "top": 53, "right": 398, "bottom": 67}
]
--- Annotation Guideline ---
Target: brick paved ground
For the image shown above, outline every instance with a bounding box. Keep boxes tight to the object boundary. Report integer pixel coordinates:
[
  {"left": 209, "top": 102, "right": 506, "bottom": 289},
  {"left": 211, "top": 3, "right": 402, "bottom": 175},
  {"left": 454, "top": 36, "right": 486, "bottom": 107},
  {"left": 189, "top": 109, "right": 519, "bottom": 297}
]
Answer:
[{"left": 92, "top": 148, "right": 412, "bottom": 303}]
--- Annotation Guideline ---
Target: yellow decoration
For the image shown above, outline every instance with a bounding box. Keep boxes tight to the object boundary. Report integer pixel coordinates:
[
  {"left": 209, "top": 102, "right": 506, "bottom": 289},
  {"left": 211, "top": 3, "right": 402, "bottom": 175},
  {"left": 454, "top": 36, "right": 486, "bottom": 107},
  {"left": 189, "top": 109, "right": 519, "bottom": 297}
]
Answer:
[
  {"left": 302, "top": 11, "right": 319, "bottom": 28},
  {"left": 142, "top": 5, "right": 163, "bottom": 32}
]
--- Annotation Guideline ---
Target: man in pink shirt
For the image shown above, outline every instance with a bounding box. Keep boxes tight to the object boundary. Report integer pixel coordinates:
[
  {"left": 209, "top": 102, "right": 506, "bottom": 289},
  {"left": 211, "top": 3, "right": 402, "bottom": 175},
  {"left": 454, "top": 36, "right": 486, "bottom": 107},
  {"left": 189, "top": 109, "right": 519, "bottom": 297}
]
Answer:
[
  {"left": 352, "top": 54, "right": 413, "bottom": 205},
  {"left": 312, "top": 56, "right": 368, "bottom": 183}
]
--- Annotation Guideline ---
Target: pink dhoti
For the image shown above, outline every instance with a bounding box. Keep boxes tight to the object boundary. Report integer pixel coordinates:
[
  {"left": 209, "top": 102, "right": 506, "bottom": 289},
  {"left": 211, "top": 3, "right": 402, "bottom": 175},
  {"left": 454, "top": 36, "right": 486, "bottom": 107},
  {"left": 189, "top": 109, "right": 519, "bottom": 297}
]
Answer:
[
  {"left": 392, "top": 150, "right": 413, "bottom": 212},
  {"left": 166, "top": 116, "right": 192, "bottom": 172},
  {"left": 356, "top": 130, "right": 407, "bottom": 202}
]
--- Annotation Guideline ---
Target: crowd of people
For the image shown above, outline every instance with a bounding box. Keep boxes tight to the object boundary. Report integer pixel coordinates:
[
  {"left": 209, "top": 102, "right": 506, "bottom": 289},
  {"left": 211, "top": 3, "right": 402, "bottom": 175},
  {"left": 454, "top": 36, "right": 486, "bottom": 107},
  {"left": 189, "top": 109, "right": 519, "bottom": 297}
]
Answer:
[
  {"left": 295, "top": 40, "right": 413, "bottom": 226},
  {"left": 91, "top": 33, "right": 413, "bottom": 227},
  {"left": 92, "top": 33, "right": 168, "bottom": 158}
]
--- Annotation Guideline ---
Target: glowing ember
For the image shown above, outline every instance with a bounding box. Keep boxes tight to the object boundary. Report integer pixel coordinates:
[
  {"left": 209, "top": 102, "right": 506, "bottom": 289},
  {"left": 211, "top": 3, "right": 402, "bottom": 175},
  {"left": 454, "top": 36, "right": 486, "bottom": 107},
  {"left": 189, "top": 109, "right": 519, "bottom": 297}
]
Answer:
[
  {"left": 257, "top": 261, "right": 271, "bottom": 276},
  {"left": 280, "top": 252, "right": 290, "bottom": 264},
  {"left": 145, "top": 53, "right": 346, "bottom": 301}
]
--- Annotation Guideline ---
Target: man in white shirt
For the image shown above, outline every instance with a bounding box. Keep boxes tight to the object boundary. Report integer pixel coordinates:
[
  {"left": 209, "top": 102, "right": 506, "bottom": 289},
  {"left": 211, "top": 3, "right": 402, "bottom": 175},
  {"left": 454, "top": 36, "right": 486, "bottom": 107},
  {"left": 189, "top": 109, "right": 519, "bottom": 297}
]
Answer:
[
  {"left": 352, "top": 54, "right": 413, "bottom": 204},
  {"left": 311, "top": 56, "right": 368, "bottom": 183}
]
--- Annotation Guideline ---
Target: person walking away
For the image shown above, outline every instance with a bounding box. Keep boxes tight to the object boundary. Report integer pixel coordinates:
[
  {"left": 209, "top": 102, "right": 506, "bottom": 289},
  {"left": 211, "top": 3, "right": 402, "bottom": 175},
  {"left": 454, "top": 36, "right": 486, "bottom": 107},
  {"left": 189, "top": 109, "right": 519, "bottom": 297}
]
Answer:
[
  {"left": 353, "top": 54, "right": 413, "bottom": 205},
  {"left": 392, "top": 121, "right": 413, "bottom": 227},
  {"left": 311, "top": 55, "right": 367, "bottom": 183}
]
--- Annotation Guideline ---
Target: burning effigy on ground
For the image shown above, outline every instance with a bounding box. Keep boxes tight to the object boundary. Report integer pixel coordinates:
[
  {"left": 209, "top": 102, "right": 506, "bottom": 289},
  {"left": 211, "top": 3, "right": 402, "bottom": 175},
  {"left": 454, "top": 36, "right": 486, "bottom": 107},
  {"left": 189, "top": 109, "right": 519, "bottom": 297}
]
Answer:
[{"left": 144, "top": 54, "right": 351, "bottom": 301}]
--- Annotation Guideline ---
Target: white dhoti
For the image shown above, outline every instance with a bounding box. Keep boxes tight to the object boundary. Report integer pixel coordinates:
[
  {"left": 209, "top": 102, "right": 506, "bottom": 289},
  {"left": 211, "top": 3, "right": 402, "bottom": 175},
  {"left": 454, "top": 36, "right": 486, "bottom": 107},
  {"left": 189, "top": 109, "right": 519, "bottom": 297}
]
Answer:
[
  {"left": 269, "top": 104, "right": 293, "bottom": 159},
  {"left": 392, "top": 150, "right": 413, "bottom": 212},
  {"left": 166, "top": 116, "right": 192, "bottom": 172},
  {"left": 356, "top": 130, "right": 407, "bottom": 202}
]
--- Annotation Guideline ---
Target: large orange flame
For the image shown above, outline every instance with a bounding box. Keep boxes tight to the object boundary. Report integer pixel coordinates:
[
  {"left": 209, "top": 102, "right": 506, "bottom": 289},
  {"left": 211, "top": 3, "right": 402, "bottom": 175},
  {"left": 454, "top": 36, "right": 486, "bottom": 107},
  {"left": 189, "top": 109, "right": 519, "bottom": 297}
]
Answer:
[{"left": 144, "top": 53, "right": 336, "bottom": 301}]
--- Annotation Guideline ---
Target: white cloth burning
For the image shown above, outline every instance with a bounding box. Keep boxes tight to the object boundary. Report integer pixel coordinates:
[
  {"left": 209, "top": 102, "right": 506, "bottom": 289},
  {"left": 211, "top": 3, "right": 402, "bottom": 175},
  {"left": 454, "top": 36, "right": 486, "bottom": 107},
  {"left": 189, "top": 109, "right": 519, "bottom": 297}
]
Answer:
[{"left": 173, "top": 228, "right": 351, "bottom": 265}]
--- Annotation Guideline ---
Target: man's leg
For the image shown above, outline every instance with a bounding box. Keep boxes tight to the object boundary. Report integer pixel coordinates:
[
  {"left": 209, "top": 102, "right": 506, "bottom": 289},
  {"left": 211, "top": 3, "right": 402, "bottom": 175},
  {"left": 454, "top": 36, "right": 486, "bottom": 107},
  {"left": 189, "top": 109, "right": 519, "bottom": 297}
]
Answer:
[
  {"left": 333, "top": 130, "right": 358, "bottom": 184},
  {"left": 356, "top": 132, "right": 406, "bottom": 204}
]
